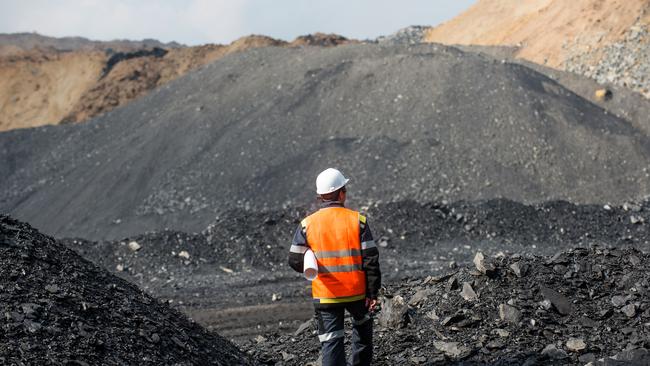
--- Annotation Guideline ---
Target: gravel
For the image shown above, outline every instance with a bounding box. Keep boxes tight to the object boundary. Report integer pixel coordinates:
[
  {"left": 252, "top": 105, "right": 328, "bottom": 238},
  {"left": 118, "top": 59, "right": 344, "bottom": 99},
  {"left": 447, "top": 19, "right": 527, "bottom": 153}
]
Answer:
[{"left": 564, "top": 20, "right": 649, "bottom": 99}]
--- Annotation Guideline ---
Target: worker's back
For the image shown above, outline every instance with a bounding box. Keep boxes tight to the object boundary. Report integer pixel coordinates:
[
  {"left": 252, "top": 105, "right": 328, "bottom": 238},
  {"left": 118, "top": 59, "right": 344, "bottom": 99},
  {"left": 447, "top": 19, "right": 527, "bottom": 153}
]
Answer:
[{"left": 304, "top": 207, "right": 366, "bottom": 302}]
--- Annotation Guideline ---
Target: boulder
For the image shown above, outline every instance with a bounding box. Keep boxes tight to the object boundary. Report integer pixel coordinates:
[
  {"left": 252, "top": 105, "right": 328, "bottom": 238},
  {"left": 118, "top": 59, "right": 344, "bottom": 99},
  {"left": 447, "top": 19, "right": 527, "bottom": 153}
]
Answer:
[{"left": 379, "top": 295, "right": 409, "bottom": 329}]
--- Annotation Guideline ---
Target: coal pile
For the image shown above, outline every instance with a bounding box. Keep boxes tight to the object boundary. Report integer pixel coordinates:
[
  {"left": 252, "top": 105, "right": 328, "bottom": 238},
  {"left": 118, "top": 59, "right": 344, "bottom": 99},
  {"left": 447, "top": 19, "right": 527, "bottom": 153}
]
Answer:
[
  {"left": 246, "top": 247, "right": 650, "bottom": 365},
  {"left": 63, "top": 208, "right": 306, "bottom": 296},
  {"left": 0, "top": 215, "right": 250, "bottom": 365},
  {"left": 61, "top": 198, "right": 650, "bottom": 304},
  {"left": 2, "top": 42, "right": 650, "bottom": 240},
  {"left": 59, "top": 198, "right": 650, "bottom": 346},
  {"left": 64, "top": 198, "right": 650, "bottom": 296}
]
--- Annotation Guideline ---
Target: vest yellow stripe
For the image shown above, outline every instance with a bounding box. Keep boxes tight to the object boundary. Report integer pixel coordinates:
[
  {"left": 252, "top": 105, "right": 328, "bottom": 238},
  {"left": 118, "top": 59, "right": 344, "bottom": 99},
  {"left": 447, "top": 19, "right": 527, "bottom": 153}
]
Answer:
[{"left": 316, "top": 294, "right": 366, "bottom": 304}]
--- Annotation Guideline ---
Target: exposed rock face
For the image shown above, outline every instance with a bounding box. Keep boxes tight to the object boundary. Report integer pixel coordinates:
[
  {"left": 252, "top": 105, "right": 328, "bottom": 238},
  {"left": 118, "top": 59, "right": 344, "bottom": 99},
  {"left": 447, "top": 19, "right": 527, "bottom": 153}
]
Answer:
[{"left": 0, "top": 215, "right": 250, "bottom": 365}]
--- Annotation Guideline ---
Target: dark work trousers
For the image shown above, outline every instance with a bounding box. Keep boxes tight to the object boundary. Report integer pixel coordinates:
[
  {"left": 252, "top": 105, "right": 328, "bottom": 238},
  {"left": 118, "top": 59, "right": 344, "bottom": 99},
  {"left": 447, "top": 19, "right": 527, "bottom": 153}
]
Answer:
[{"left": 315, "top": 300, "right": 373, "bottom": 366}]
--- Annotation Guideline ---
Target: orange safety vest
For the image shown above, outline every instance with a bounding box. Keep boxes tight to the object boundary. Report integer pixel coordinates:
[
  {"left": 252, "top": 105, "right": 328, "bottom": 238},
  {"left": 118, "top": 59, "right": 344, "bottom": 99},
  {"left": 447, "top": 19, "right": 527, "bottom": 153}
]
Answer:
[{"left": 303, "top": 207, "right": 366, "bottom": 303}]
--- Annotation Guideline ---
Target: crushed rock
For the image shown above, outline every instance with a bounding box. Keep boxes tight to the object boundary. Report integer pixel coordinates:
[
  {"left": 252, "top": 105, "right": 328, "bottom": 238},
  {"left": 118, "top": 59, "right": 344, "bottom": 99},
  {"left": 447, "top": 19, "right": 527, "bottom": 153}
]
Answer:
[{"left": 246, "top": 246, "right": 650, "bottom": 365}]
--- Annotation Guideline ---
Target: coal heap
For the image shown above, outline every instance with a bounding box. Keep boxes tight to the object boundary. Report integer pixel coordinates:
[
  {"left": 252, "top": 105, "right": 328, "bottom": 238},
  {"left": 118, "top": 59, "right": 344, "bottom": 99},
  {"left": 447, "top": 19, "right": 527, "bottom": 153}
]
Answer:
[
  {"left": 2, "top": 43, "right": 650, "bottom": 240},
  {"left": 66, "top": 199, "right": 650, "bottom": 295},
  {"left": 60, "top": 198, "right": 650, "bottom": 348},
  {"left": 0, "top": 215, "right": 250, "bottom": 365},
  {"left": 247, "top": 247, "right": 650, "bottom": 365}
]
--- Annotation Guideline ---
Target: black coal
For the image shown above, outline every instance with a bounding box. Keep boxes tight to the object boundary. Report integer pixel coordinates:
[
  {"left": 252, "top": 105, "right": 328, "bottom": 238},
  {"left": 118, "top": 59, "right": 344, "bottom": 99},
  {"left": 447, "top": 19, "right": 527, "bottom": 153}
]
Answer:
[
  {"left": 65, "top": 199, "right": 650, "bottom": 296},
  {"left": 246, "top": 247, "right": 650, "bottom": 365},
  {"left": 0, "top": 215, "right": 250, "bottom": 365},
  {"left": 60, "top": 198, "right": 650, "bottom": 356},
  {"left": 4, "top": 196, "right": 650, "bottom": 364}
]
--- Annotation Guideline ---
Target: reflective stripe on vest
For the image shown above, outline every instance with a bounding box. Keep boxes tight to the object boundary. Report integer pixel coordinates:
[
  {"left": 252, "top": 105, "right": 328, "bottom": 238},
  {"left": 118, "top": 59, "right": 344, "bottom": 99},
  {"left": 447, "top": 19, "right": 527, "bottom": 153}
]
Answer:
[{"left": 304, "top": 207, "right": 366, "bottom": 302}]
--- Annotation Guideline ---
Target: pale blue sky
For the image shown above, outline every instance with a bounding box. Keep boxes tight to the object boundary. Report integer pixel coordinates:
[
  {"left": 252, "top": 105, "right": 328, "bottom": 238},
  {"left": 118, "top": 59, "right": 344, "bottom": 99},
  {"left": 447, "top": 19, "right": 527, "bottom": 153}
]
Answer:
[{"left": 0, "top": 0, "right": 476, "bottom": 45}]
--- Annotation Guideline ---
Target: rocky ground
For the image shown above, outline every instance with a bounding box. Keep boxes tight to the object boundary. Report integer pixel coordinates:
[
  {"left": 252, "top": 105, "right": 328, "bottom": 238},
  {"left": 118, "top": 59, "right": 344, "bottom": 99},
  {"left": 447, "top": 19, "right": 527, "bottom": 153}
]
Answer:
[
  {"left": 3, "top": 195, "right": 650, "bottom": 364},
  {"left": 63, "top": 198, "right": 650, "bottom": 349},
  {"left": 65, "top": 198, "right": 650, "bottom": 296},
  {"left": 246, "top": 247, "right": 650, "bottom": 365},
  {"left": 2, "top": 10, "right": 650, "bottom": 364},
  {"left": 0, "top": 215, "right": 250, "bottom": 365}
]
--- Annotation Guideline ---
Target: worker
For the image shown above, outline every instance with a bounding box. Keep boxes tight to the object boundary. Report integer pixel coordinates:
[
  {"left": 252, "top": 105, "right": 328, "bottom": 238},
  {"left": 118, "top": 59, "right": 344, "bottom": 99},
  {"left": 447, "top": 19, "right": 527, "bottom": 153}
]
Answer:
[{"left": 288, "top": 168, "right": 381, "bottom": 366}]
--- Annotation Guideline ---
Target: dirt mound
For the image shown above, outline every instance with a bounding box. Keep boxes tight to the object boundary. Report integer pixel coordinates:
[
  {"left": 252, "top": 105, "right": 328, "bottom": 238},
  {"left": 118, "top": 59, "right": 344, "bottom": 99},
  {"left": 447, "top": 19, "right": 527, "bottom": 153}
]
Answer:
[
  {"left": 0, "top": 33, "right": 353, "bottom": 131},
  {"left": 564, "top": 17, "right": 650, "bottom": 98},
  {"left": 0, "top": 215, "right": 250, "bottom": 365},
  {"left": 0, "top": 35, "right": 287, "bottom": 131},
  {"left": 2, "top": 42, "right": 650, "bottom": 240},
  {"left": 61, "top": 36, "right": 286, "bottom": 124},
  {"left": 0, "top": 44, "right": 25, "bottom": 57},
  {"left": 248, "top": 246, "right": 650, "bottom": 365},
  {"left": 424, "top": 0, "right": 650, "bottom": 97}
]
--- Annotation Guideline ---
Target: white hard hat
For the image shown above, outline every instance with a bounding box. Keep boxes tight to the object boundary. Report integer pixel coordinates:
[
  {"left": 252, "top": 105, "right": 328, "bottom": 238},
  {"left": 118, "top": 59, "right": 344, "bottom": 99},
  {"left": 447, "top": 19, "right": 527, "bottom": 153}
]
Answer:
[{"left": 316, "top": 168, "right": 349, "bottom": 195}]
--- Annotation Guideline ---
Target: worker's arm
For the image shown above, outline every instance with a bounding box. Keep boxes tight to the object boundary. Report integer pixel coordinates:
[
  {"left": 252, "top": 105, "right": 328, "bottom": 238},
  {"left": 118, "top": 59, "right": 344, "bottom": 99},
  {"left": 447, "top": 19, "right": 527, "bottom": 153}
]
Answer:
[
  {"left": 288, "top": 220, "right": 308, "bottom": 273},
  {"left": 360, "top": 215, "right": 381, "bottom": 299}
]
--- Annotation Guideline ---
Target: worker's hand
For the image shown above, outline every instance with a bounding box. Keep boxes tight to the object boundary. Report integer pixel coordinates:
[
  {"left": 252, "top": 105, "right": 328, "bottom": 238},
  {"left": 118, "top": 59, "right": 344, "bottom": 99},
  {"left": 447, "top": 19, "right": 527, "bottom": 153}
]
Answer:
[{"left": 365, "top": 298, "right": 378, "bottom": 312}]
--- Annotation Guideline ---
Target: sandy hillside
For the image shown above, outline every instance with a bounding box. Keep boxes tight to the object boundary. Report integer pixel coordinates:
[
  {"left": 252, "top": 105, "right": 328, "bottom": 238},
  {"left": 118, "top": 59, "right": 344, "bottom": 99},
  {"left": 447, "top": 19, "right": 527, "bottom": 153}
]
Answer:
[
  {"left": 0, "top": 50, "right": 105, "bottom": 131},
  {"left": 425, "top": 0, "right": 649, "bottom": 96},
  {"left": 62, "top": 35, "right": 287, "bottom": 124},
  {"left": 0, "top": 34, "right": 350, "bottom": 131}
]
